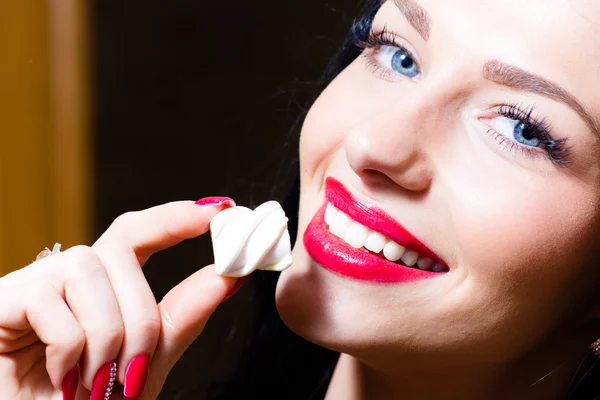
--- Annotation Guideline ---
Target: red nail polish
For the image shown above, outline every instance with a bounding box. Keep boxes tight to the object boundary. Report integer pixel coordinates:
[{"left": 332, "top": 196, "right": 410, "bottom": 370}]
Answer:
[
  {"left": 223, "top": 276, "right": 250, "bottom": 302},
  {"left": 124, "top": 354, "right": 150, "bottom": 399},
  {"left": 61, "top": 365, "right": 79, "bottom": 400},
  {"left": 195, "top": 196, "right": 235, "bottom": 208},
  {"left": 90, "top": 361, "right": 117, "bottom": 400}
]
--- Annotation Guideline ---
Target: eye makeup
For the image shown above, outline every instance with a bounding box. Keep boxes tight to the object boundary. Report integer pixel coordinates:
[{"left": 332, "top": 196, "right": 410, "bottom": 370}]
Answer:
[
  {"left": 351, "top": 25, "right": 573, "bottom": 166},
  {"left": 485, "top": 104, "right": 571, "bottom": 165}
]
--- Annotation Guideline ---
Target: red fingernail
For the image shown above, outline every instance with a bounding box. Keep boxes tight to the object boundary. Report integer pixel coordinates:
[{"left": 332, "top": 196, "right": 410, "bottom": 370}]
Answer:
[
  {"left": 223, "top": 276, "right": 250, "bottom": 302},
  {"left": 90, "top": 361, "right": 117, "bottom": 400},
  {"left": 195, "top": 196, "right": 235, "bottom": 208},
  {"left": 124, "top": 354, "right": 150, "bottom": 399},
  {"left": 61, "top": 365, "right": 79, "bottom": 400}
]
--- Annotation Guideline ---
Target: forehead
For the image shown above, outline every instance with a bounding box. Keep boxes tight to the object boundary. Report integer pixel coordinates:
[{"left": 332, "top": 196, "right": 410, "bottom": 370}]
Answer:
[
  {"left": 390, "top": 0, "right": 600, "bottom": 52},
  {"left": 402, "top": 0, "right": 600, "bottom": 29},
  {"left": 379, "top": 0, "right": 600, "bottom": 60}
]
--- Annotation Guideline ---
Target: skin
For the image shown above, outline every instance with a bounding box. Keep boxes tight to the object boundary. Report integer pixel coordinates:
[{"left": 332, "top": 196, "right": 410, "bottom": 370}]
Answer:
[
  {"left": 2, "top": 1, "right": 600, "bottom": 399},
  {"left": 0, "top": 202, "right": 239, "bottom": 399},
  {"left": 276, "top": 0, "right": 600, "bottom": 398}
]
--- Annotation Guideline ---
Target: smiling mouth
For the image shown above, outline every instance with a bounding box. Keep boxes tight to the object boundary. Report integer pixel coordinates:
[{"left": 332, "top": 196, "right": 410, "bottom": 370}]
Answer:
[
  {"left": 324, "top": 202, "right": 448, "bottom": 273},
  {"left": 303, "top": 177, "right": 448, "bottom": 283}
]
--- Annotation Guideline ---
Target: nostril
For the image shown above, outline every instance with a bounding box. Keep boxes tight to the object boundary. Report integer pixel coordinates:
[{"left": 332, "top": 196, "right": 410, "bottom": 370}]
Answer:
[
  {"left": 344, "top": 126, "right": 433, "bottom": 193},
  {"left": 361, "top": 169, "right": 397, "bottom": 187},
  {"left": 359, "top": 167, "right": 432, "bottom": 197}
]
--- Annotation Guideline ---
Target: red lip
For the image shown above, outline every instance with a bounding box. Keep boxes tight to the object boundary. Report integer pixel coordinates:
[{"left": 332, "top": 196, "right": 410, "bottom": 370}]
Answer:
[{"left": 303, "top": 177, "right": 446, "bottom": 283}]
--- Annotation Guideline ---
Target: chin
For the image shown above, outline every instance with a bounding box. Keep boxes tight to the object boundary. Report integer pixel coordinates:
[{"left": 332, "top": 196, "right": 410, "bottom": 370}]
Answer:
[
  {"left": 275, "top": 196, "right": 395, "bottom": 357},
  {"left": 276, "top": 192, "right": 331, "bottom": 346},
  {"left": 276, "top": 242, "right": 345, "bottom": 351},
  {"left": 275, "top": 241, "right": 378, "bottom": 357},
  {"left": 276, "top": 242, "right": 327, "bottom": 337}
]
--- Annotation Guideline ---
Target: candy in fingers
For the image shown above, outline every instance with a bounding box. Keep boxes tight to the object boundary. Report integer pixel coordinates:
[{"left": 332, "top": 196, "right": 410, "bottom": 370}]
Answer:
[{"left": 210, "top": 201, "right": 293, "bottom": 277}]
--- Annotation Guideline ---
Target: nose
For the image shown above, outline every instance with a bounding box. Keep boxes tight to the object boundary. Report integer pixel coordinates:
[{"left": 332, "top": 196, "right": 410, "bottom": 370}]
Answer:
[{"left": 344, "top": 97, "right": 438, "bottom": 193}]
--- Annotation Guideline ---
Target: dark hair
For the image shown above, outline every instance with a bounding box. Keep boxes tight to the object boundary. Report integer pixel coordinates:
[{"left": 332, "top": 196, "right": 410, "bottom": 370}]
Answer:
[
  {"left": 203, "top": 3, "right": 381, "bottom": 399},
  {"left": 268, "top": 0, "right": 382, "bottom": 203},
  {"left": 206, "top": 0, "right": 600, "bottom": 398}
]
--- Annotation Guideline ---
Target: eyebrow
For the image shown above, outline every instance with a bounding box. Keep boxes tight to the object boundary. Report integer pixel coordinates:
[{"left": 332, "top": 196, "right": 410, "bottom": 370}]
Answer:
[
  {"left": 392, "top": 0, "right": 431, "bottom": 41},
  {"left": 483, "top": 60, "right": 600, "bottom": 137},
  {"left": 389, "top": 0, "right": 599, "bottom": 138}
]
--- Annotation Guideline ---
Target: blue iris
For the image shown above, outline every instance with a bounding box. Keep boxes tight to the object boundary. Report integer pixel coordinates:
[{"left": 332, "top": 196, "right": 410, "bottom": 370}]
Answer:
[
  {"left": 513, "top": 121, "right": 540, "bottom": 147},
  {"left": 391, "top": 49, "right": 419, "bottom": 78}
]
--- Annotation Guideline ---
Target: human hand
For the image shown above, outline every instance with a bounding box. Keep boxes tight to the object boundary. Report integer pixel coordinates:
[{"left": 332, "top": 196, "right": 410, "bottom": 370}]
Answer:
[{"left": 0, "top": 198, "right": 241, "bottom": 400}]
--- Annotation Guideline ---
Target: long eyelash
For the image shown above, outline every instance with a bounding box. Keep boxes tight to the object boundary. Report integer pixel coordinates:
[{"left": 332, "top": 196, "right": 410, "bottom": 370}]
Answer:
[
  {"left": 354, "top": 27, "right": 419, "bottom": 82},
  {"left": 355, "top": 27, "right": 403, "bottom": 50},
  {"left": 351, "top": 21, "right": 572, "bottom": 166},
  {"left": 494, "top": 104, "right": 571, "bottom": 165}
]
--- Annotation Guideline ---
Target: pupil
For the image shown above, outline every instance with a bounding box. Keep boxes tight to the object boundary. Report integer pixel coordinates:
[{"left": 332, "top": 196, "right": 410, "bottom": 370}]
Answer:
[
  {"left": 401, "top": 55, "right": 413, "bottom": 69},
  {"left": 390, "top": 49, "right": 419, "bottom": 78},
  {"left": 514, "top": 121, "right": 540, "bottom": 147},
  {"left": 518, "top": 123, "right": 535, "bottom": 140}
]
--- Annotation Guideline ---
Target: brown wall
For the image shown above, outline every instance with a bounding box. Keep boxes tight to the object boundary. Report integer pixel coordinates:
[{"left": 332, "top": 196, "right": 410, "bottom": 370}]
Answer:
[{"left": 0, "top": 1, "right": 90, "bottom": 275}]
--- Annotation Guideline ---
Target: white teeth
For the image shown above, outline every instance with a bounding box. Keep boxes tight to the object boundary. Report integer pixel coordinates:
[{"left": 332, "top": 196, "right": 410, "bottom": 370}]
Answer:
[
  {"left": 401, "top": 250, "right": 419, "bottom": 267},
  {"left": 417, "top": 257, "right": 434, "bottom": 270},
  {"left": 344, "top": 221, "right": 370, "bottom": 249},
  {"left": 329, "top": 210, "right": 350, "bottom": 238},
  {"left": 324, "top": 203, "right": 447, "bottom": 272},
  {"left": 324, "top": 203, "right": 337, "bottom": 226},
  {"left": 364, "top": 231, "right": 387, "bottom": 253},
  {"left": 382, "top": 241, "right": 405, "bottom": 262}
]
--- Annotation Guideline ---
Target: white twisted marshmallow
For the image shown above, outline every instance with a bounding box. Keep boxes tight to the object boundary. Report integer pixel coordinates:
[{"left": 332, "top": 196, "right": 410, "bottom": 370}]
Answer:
[{"left": 210, "top": 201, "right": 293, "bottom": 277}]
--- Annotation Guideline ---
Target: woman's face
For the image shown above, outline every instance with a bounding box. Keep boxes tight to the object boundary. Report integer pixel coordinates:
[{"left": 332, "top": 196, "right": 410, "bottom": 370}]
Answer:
[{"left": 276, "top": 0, "right": 600, "bottom": 373}]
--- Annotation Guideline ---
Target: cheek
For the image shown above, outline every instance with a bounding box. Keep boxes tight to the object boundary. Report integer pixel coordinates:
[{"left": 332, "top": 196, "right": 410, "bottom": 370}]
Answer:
[
  {"left": 452, "top": 166, "right": 598, "bottom": 333},
  {"left": 423, "top": 134, "right": 600, "bottom": 362},
  {"left": 439, "top": 124, "right": 599, "bottom": 302},
  {"left": 299, "top": 83, "right": 349, "bottom": 180},
  {"left": 299, "top": 61, "right": 385, "bottom": 180}
]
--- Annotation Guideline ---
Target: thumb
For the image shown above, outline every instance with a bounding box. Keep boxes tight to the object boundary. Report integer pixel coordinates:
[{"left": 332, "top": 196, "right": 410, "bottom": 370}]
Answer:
[{"left": 143, "top": 265, "right": 241, "bottom": 398}]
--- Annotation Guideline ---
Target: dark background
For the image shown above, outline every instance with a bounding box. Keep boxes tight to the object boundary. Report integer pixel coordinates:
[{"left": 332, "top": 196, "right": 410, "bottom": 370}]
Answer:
[
  {"left": 90, "top": 1, "right": 356, "bottom": 398},
  {"left": 85, "top": 1, "right": 600, "bottom": 398}
]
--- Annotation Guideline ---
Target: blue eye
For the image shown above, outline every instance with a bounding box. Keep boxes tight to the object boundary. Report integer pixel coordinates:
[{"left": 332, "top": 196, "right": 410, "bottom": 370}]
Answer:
[
  {"left": 490, "top": 116, "right": 541, "bottom": 147},
  {"left": 513, "top": 121, "right": 540, "bottom": 147},
  {"left": 377, "top": 45, "right": 420, "bottom": 78}
]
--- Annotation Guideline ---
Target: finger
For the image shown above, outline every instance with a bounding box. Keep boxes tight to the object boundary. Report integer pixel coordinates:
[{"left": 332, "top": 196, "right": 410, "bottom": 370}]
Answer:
[
  {"left": 0, "top": 248, "right": 124, "bottom": 395},
  {"left": 158, "top": 265, "right": 236, "bottom": 359},
  {"left": 0, "top": 264, "right": 84, "bottom": 393},
  {"left": 0, "top": 341, "right": 45, "bottom": 383},
  {"left": 91, "top": 200, "right": 233, "bottom": 389},
  {"left": 58, "top": 246, "right": 124, "bottom": 391},
  {"left": 95, "top": 200, "right": 234, "bottom": 265},
  {"left": 9, "top": 282, "right": 85, "bottom": 390},
  {"left": 7, "top": 342, "right": 65, "bottom": 399},
  {"left": 145, "top": 266, "right": 238, "bottom": 397},
  {"left": 0, "top": 330, "right": 39, "bottom": 353}
]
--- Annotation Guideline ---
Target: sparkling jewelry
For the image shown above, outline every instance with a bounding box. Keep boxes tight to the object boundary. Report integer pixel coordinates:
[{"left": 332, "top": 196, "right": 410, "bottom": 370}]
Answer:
[
  {"left": 35, "top": 243, "right": 62, "bottom": 261},
  {"left": 105, "top": 361, "right": 117, "bottom": 400}
]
